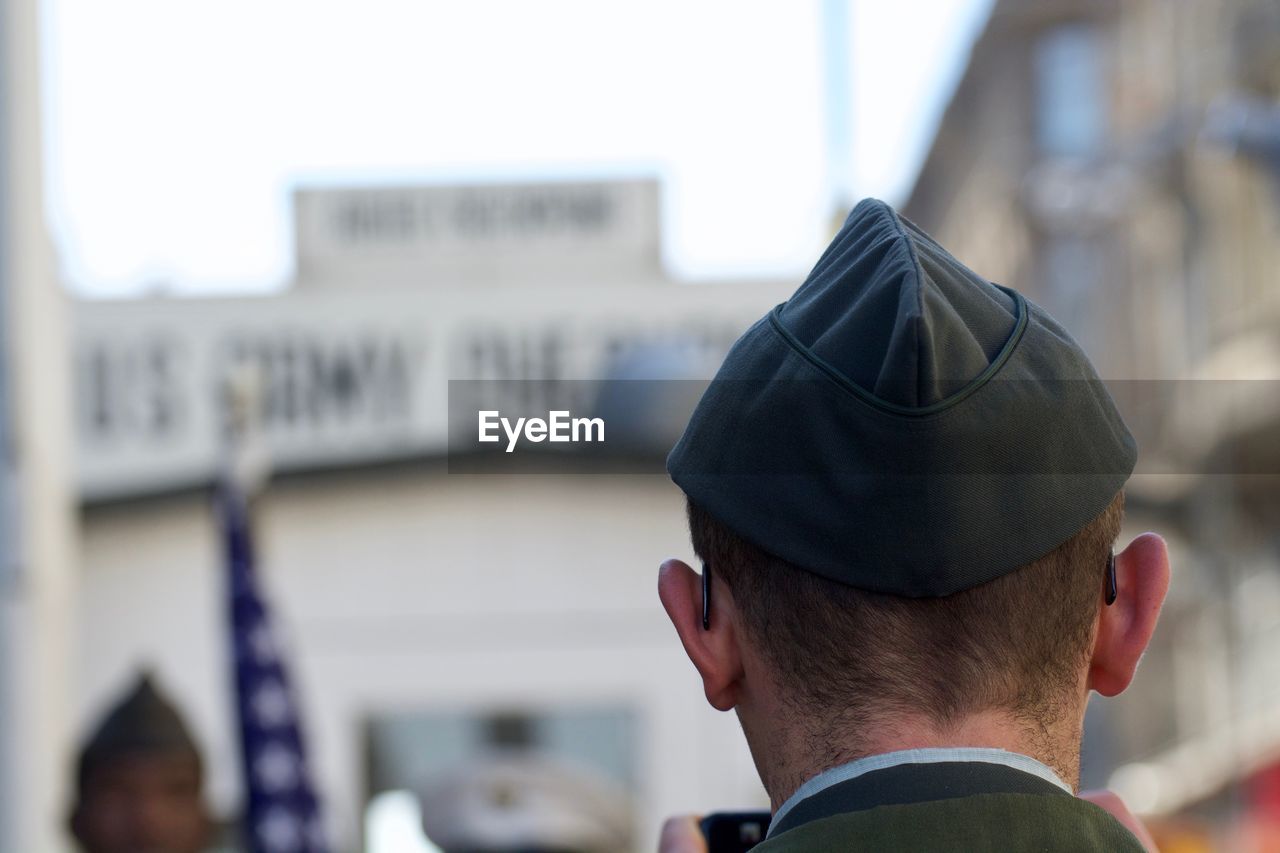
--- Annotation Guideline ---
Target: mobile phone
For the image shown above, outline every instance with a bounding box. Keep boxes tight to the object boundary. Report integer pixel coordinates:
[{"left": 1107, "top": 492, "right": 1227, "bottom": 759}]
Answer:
[{"left": 699, "top": 810, "right": 772, "bottom": 852}]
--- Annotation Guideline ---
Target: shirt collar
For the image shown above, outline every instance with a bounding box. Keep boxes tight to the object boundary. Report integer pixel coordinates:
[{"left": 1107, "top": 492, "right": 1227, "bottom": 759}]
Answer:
[{"left": 768, "top": 747, "right": 1073, "bottom": 838}]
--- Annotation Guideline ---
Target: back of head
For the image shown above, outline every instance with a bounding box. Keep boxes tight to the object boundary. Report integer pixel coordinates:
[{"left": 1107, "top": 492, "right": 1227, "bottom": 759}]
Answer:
[
  {"left": 687, "top": 493, "right": 1122, "bottom": 759},
  {"left": 667, "top": 199, "right": 1136, "bottom": 763}
]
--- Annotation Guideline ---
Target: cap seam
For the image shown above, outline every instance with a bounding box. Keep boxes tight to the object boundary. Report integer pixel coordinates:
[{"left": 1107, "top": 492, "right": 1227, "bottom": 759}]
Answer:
[
  {"left": 882, "top": 202, "right": 926, "bottom": 319},
  {"left": 884, "top": 204, "right": 927, "bottom": 404},
  {"left": 766, "top": 286, "right": 1029, "bottom": 418}
]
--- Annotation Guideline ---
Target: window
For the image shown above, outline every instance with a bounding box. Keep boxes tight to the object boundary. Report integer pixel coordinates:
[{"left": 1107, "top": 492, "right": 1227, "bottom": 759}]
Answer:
[{"left": 1035, "top": 24, "right": 1107, "bottom": 158}]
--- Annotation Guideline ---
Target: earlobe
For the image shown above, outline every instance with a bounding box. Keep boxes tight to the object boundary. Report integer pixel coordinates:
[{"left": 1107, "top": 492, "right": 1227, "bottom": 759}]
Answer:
[
  {"left": 1088, "top": 533, "right": 1171, "bottom": 697},
  {"left": 658, "top": 559, "right": 744, "bottom": 711}
]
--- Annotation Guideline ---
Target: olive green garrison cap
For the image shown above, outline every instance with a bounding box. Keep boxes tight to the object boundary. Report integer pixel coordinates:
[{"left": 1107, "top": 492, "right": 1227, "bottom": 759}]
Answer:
[{"left": 666, "top": 199, "right": 1136, "bottom": 597}]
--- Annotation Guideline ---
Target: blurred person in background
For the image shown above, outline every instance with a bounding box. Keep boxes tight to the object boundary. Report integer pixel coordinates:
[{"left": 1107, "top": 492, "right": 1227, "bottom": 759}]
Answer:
[
  {"left": 418, "top": 712, "right": 633, "bottom": 853},
  {"left": 657, "top": 200, "right": 1167, "bottom": 851},
  {"left": 418, "top": 753, "right": 632, "bottom": 853},
  {"left": 69, "top": 672, "right": 212, "bottom": 853}
]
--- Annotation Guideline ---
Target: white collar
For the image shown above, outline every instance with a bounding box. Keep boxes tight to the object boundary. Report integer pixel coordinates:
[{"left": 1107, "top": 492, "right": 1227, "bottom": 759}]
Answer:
[{"left": 768, "top": 747, "right": 1073, "bottom": 838}]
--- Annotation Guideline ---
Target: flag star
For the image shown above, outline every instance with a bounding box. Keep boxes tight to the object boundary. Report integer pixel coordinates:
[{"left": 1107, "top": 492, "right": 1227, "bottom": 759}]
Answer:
[
  {"left": 250, "top": 679, "right": 292, "bottom": 728},
  {"left": 257, "top": 806, "right": 303, "bottom": 852},
  {"left": 254, "top": 741, "right": 299, "bottom": 793},
  {"left": 246, "top": 622, "right": 277, "bottom": 664},
  {"left": 306, "top": 812, "right": 327, "bottom": 848}
]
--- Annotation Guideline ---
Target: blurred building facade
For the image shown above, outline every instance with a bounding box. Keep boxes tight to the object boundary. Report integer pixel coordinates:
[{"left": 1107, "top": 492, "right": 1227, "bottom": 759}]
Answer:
[
  {"left": 70, "top": 179, "right": 795, "bottom": 852},
  {"left": 904, "top": 0, "right": 1280, "bottom": 841}
]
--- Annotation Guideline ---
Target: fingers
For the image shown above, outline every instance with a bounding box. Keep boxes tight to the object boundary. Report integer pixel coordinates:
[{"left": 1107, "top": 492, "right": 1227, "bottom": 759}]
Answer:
[{"left": 658, "top": 814, "right": 707, "bottom": 853}]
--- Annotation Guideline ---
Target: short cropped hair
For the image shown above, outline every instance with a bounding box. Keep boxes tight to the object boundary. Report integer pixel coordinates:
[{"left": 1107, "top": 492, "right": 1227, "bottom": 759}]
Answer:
[{"left": 687, "top": 491, "right": 1124, "bottom": 745}]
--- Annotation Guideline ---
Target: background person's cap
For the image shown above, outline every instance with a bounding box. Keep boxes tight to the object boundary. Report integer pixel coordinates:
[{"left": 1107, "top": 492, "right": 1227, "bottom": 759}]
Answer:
[{"left": 77, "top": 670, "right": 203, "bottom": 791}]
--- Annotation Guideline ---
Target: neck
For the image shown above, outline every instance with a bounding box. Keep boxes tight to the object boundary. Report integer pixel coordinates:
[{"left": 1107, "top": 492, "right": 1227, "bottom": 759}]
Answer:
[{"left": 746, "top": 707, "right": 1083, "bottom": 812}]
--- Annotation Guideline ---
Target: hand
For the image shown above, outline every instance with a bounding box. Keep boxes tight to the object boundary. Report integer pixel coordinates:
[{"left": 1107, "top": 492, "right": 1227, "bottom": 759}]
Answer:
[
  {"left": 1079, "top": 789, "right": 1158, "bottom": 852},
  {"left": 658, "top": 815, "right": 707, "bottom": 853}
]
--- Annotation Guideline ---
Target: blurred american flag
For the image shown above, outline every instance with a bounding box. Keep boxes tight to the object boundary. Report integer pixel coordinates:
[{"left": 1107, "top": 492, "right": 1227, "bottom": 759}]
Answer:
[{"left": 218, "top": 474, "right": 328, "bottom": 853}]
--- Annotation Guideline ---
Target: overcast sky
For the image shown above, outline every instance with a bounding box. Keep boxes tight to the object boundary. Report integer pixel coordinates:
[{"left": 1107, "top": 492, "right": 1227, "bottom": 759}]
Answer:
[{"left": 41, "top": 0, "right": 993, "bottom": 296}]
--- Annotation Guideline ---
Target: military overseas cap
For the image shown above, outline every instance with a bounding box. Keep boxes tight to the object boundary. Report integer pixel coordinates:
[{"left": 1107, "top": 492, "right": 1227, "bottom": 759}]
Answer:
[
  {"left": 667, "top": 198, "right": 1136, "bottom": 597},
  {"left": 77, "top": 671, "right": 204, "bottom": 792}
]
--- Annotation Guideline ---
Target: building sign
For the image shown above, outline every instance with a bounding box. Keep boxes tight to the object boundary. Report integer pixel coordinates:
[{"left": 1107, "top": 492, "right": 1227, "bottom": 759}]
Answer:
[
  {"left": 73, "top": 282, "right": 786, "bottom": 500},
  {"left": 294, "top": 180, "right": 663, "bottom": 287}
]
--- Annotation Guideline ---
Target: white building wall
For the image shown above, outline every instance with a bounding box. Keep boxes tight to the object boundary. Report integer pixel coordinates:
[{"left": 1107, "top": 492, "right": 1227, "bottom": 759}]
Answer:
[{"left": 77, "top": 471, "right": 767, "bottom": 851}]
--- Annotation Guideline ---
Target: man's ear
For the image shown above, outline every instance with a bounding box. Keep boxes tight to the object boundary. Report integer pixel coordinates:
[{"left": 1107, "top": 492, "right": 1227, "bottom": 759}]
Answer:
[
  {"left": 1088, "top": 533, "right": 1171, "bottom": 697},
  {"left": 658, "top": 559, "right": 745, "bottom": 711}
]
